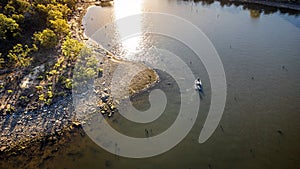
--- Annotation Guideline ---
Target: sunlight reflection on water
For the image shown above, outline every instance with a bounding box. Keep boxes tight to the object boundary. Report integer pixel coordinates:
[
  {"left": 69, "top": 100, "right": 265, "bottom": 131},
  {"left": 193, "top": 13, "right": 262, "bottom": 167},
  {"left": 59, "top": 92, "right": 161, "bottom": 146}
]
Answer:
[{"left": 114, "top": 0, "right": 143, "bottom": 54}]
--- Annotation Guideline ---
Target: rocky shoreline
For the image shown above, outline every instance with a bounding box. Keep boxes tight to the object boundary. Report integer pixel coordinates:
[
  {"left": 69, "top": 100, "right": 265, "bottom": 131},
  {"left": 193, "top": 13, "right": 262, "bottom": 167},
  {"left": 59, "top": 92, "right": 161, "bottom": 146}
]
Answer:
[
  {"left": 1, "top": 0, "right": 299, "bottom": 158},
  {"left": 0, "top": 94, "right": 74, "bottom": 152}
]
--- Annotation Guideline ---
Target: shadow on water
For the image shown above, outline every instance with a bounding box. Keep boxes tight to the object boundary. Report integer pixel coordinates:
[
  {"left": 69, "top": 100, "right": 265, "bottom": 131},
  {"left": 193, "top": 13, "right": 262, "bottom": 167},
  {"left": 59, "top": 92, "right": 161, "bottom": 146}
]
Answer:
[
  {"left": 112, "top": 69, "right": 181, "bottom": 138},
  {"left": 196, "top": 88, "right": 205, "bottom": 100}
]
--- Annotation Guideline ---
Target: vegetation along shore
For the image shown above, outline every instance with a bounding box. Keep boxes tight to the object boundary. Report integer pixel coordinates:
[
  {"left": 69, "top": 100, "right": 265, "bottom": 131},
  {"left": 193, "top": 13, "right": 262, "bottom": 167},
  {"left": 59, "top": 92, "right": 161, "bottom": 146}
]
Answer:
[
  {"left": 0, "top": 0, "right": 299, "bottom": 163},
  {"left": 0, "top": 0, "right": 158, "bottom": 156}
]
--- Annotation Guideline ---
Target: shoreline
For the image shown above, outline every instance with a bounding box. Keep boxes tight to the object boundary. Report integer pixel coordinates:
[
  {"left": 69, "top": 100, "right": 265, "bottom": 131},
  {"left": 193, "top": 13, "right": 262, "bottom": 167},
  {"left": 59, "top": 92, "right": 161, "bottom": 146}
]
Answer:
[
  {"left": 230, "top": 0, "right": 300, "bottom": 11},
  {"left": 0, "top": 0, "right": 299, "bottom": 157},
  {"left": 0, "top": 0, "right": 159, "bottom": 154}
]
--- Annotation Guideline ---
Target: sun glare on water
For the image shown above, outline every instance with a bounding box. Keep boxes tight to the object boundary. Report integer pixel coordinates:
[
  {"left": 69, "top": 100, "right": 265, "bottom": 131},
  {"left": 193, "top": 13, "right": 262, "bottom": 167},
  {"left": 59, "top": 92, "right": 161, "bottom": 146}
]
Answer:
[{"left": 113, "top": 0, "right": 143, "bottom": 53}]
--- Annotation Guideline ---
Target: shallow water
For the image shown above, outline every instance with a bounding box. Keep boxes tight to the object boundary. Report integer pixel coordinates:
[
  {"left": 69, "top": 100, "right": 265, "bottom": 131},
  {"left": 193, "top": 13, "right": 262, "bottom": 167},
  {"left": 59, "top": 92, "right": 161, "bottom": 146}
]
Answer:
[{"left": 19, "top": 0, "right": 300, "bottom": 168}]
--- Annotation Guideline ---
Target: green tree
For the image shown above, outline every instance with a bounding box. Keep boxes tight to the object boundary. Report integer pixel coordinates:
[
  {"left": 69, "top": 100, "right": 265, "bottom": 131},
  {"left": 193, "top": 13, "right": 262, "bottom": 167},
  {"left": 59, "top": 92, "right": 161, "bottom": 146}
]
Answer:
[
  {"left": 49, "top": 18, "right": 70, "bottom": 35},
  {"left": 33, "top": 28, "right": 58, "bottom": 48},
  {"left": 35, "top": 3, "right": 70, "bottom": 23},
  {"left": 4, "top": 0, "right": 30, "bottom": 15},
  {"left": 11, "top": 13, "right": 25, "bottom": 24},
  {"left": 0, "top": 13, "right": 20, "bottom": 40},
  {"left": 61, "top": 37, "right": 84, "bottom": 60},
  {"left": 46, "top": 3, "right": 71, "bottom": 19},
  {"left": 73, "top": 47, "right": 99, "bottom": 90},
  {"left": 8, "top": 44, "right": 32, "bottom": 67},
  {"left": 48, "top": 9, "right": 63, "bottom": 20},
  {"left": 34, "top": 4, "right": 48, "bottom": 22}
]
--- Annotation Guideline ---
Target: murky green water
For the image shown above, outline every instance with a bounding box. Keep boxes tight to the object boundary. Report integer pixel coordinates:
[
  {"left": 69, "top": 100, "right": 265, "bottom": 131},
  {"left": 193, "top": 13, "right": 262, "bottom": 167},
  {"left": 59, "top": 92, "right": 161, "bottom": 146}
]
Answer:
[{"left": 8, "top": 0, "right": 300, "bottom": 169}]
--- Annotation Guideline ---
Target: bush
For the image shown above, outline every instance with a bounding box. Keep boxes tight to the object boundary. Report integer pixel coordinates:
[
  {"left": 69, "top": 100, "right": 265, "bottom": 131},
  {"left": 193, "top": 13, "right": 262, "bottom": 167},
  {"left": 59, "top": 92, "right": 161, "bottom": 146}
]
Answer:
[
  {"left": 35, "top": 85, "right": 43, "bottom": 90},
  {"left": 38, "top": 94, "right": 45, "bottom": 101},
  {"left": 0, "top": 13, "right": 20, "bottom": 40},
  {"left": 33, "top": 28, "right": 58, "bottom": 48},
  {"left": 61, "top": 37, "right": 84, "bottom": 60},
  {"left": 73, "top": 47, "right": 99, "bottom": 85},
  {"left": 11, "top": 13, "right": 25, "bottom": 24},
  {"left": 34, "top": 4, "right": 48, "bottom": 20},
  {"left": 45, "top": 3, "right": 71, "bottom": 19},
  {"left": 47, "top": 90, "right": 53, "bottom": 98},
  {"left": 4, "top": 0, "right": 30, "bottom": 15},
  {"left": 8, "top": 44, "right": 32, "bottom": 67},
  {"left": 64, "top": 78, "right": 72, "bottom": 89},
  {"left": 49, "top": 18, "right": 70, "bottom": 35},
  {"left": 48, "top": 9, "right": 63, "bottom": 20}
]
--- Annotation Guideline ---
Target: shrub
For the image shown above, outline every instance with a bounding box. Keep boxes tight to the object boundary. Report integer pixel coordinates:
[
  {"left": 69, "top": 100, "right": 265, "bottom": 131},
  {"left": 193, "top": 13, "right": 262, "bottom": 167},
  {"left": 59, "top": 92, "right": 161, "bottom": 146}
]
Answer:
[
  {"left": 61, "top": 37, "right": 84, "bottom": 60},
  {"left": 0, "top": 13, "right": 20, "bottom": 40},
  {"left": 47, "top": 90, "right": 53, "bottom": 98},
  {"left": 48, "top": 9, "right": 63, "bottom": 20},
  {"left": 37, "top": 3, "right": 71, "bottom": 21},
  {"left": 38, "top": 94, "right": 45, "bottom": 101},
  {"left": 7, "top": 44, "right": 32, "bottom": 67},
  {"left": 11, "top": 13, "right": 25, "bottom": 24},
  {"left": 35, "top": 85, "right": 43, "bottom": 90},
  {"left": 33, "top": 28, "right": 58, "bottom": 48},
  {"left": 73, "top": 47, "right": 99, "bottom": 82},
  {"left": 49, "top": 18, "right": 70, "bottom": 35},
  {"left": 64, "top": 78, "right": 72, "bottom": 89},
  {"left": 35, "top": 4, "right": 48, "bottom": 20},
  {"left": 4, "top": 0, "right": 30, "bottom": 15},
  {"left": 53, "top": 57, "right": 64, "bottom": 69},
  {"left": 49, "top": 3, "right": 71, "bottom": 17}
]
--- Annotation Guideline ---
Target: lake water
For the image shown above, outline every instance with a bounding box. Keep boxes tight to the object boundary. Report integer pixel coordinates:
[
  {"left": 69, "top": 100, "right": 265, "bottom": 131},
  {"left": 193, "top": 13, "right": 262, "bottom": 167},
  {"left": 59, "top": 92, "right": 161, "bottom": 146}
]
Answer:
[{"left": 21, "top": 0, "right": 300, "bottom": 168}]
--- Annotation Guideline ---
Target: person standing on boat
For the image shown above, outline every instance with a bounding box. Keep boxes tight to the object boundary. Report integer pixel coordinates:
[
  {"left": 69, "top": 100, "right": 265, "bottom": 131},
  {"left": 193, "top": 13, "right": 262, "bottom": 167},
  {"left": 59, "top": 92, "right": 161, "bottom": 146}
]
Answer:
[{"left": 195, "top": 78, "right": 203, "bottom": 91}]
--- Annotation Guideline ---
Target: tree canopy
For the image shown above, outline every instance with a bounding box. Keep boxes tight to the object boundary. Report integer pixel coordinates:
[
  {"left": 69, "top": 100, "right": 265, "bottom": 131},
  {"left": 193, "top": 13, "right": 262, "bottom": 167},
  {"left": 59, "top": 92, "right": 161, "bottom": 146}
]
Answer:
[
  {"left": 0, "top": 0, "right": 79, "bottom": 68},
  {"left": 0, "top": 13, "right": 20, "bottom": 40},
  {"left": 33, "top": 28, "right": 58, "bottom": 48}
]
